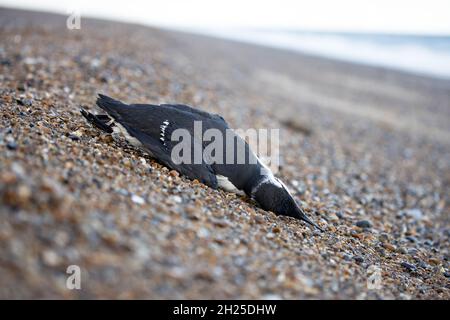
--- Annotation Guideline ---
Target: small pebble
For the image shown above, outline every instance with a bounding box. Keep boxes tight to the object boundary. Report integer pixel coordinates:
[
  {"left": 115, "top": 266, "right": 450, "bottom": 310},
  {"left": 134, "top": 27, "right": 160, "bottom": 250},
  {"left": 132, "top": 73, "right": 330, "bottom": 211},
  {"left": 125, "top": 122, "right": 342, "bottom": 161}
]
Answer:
[
  {"left": 405, "top": 236, "right": 417, "bottom": 243},
  {"left": 383, "top": 243, "right": 396, "bottom": 251},
  {"left": 397, "top": 247, "right": 408, "bottom": 254},
  {"left": 68, "top": 134, "right": 80, "bottom": 141},
  {"left": 266, "top": 232, "right": 275, "bottom": 239},
  {"left": 404, "top": 209, "right": 423, "bottom": 220},
  {"left": 17, "top": 98, "right": 32, "bottom": 106},
  {"left": 169, "top": 170, "right": 179, "bottom": 177},
  {"left": 417, "top": 261, "right": 428, "bottom": 269},
  {"left": 428, "top": 258, "right": 440, "bottom": 266},
  {"left": 131, "top": 194, "right": 145, "bottom": 205},
  {"left": 401, "top": 262, "right": 416, "bottom": 272},
  {"left": 42, "top": 250, "right": 60, "bottom": 267},
  {"left": 379, "top": 233, "right": 389, "bottom": 242},
  {"left": 170, "top": 195, "right": 182, "bottom": 204},
  {"left": 343, "top": 254, "right": 352, "bottom": 261},
  {"left": 6, "top": 141, "right": 18, "bottom": 150},
  {"left": 272, "top": 226, "right": 281, "bottom": 233},
  {"left": 356, "top": 220, "right": 372, "bottom": 229}
]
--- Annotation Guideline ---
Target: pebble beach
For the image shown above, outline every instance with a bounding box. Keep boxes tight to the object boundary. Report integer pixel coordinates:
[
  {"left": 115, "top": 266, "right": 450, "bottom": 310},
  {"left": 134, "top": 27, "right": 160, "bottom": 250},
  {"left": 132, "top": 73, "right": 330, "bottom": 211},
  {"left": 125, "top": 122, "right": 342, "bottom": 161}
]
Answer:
[{"left": 0, "top": 8, "right": 449, "bottom": 299}]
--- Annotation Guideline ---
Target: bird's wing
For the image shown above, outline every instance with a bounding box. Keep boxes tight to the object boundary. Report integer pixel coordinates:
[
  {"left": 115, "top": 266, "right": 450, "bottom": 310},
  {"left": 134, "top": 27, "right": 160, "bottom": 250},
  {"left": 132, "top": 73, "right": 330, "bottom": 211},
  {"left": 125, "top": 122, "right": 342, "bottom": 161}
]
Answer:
[
  {"left": 96, "top": 94, "right": 218, "bottom": 188},
  {"left": 160, "top": 103, "right": 212, "bottom": 118},
  {"left": 160, "top": 103, "right": 230, "bottom": 131},
  {"left": 129, "top": 123, "right": 219, "bottom": 188}
]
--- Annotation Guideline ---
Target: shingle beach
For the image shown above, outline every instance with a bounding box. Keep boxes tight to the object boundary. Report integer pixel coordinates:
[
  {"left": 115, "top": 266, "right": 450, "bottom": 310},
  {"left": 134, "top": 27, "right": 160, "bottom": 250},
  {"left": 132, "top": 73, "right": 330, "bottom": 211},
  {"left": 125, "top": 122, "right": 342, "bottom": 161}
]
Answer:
[{"left": 0, "top": 8, "right": 449, "bottom": 299}]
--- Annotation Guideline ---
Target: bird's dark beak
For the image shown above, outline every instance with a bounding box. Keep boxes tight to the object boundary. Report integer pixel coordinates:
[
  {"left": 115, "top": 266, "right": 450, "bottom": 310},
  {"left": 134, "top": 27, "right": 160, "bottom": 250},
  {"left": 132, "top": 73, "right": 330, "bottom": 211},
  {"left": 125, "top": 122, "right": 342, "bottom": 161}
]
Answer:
[{"left": 296, "top": 206, "right": 324, "bottom": 232}]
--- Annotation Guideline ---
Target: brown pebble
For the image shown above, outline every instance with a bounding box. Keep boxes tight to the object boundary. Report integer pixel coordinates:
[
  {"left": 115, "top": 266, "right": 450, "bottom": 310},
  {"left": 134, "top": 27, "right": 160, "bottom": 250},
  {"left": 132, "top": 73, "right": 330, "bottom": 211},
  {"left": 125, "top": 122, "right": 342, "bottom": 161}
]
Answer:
[
  {"left": 351, "top": 232, "right": 363, "bottom": 240},
  {"left": 100, "top": 135, "right": 114, "bottom": 143},
  {"left": 428, "top": 258, "right": 440, "bottom": 266},
  {"left": 383, "top": 243, "right": 396, "bottom": 251},
  {"left": 185, "top": 205, "right": 201, "bottom": 220},
  {"left": 272, "top": 226, "right": 281, "bottom": 233},
  {"left": 211, "top": 218, "right": 230, "bottom": 228},
  {"left": 1, "top": 172, "right": 17, "bottom": 184},
  {"left": 169, "top": 170, "right": 179, "bottom": 177},
  {"left": 16, "top": 185, "right": 31, "bottom": 202}
]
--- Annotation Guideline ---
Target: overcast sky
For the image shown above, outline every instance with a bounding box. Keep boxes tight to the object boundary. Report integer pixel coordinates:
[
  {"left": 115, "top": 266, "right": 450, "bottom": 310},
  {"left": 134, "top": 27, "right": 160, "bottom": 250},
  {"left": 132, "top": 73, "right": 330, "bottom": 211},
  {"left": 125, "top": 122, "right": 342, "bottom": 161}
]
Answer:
[{"left": 1, "top": 0, "right": 450, "bottom": 34}]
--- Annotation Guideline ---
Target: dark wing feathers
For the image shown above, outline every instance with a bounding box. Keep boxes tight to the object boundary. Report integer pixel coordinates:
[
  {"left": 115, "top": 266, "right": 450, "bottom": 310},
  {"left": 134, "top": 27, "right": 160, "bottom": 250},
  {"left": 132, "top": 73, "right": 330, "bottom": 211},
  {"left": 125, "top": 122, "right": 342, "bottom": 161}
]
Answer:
[
  {"left": 160, "top": 103, "right": 219, "bottom": 120},
  {"left": 80, "top": 108, "right": 113, "bottom": 133},
  {"left": 95, "top": 94, "right": 219, "bottom": 188}
]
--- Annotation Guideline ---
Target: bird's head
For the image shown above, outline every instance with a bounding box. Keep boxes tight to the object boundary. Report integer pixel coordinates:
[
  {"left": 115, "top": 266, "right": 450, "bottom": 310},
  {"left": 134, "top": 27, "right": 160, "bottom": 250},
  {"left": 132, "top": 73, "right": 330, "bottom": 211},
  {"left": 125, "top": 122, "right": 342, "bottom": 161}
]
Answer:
[{"left": 252, "top": 178, "right": 323, "bottom": 231}]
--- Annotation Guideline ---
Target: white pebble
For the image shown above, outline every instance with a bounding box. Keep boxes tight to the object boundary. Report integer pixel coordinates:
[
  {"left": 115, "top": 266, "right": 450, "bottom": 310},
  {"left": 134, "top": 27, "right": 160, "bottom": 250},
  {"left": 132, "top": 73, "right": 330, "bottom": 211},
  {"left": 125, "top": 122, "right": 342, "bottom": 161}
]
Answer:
[
  {"left": 171, "top": 195, "right": 182, "bottom": 204},
  {"left": 405, "top": 209, "right": 423, "bottom": 220},
  {"left": 131, "top": 194, "right": 145, "bottom": 205}
]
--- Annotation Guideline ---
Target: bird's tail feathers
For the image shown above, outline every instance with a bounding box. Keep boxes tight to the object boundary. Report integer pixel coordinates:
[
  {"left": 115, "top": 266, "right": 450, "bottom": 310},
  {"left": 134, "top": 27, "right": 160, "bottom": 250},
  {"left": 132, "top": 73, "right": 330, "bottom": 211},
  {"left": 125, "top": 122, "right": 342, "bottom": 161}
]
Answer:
[
  {"left": 96, "top": 94, "right": 127, "bottom": 119},
  {"left": 80, "top": 108, "right": 113, "bottom": 133}
]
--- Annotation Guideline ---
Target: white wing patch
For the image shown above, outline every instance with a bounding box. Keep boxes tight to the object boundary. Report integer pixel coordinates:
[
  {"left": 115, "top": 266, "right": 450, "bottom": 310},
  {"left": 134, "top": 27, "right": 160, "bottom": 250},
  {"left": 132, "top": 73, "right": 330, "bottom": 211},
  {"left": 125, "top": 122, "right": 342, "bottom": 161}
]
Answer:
[
  {"left": 160, "top": 120, "right": 169, "bottom": 145},
  {"left": 216, "top": 175, "right": 245, "bottom": 196}
]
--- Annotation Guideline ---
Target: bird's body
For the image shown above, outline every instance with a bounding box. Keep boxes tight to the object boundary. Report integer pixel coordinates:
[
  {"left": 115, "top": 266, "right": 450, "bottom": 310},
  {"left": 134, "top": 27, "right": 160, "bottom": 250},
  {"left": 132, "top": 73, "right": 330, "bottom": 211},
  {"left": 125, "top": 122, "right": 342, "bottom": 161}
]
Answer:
[{"left": 81, "top": 94, "right": 322, "bottom": 230}]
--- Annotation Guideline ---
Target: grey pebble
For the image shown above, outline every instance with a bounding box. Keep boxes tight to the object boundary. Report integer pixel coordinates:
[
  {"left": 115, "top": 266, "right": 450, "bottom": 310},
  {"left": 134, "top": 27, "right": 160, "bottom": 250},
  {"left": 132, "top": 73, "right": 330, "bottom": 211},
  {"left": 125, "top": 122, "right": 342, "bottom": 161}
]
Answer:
[
  {"left": 356, "top": 220, "right": 372, "bottom": 229},
  {"left": 6, "top": 141, "right": 17, "bottom": 150},
  {"left": 401, "top": 262, "right": 416, "bottom": 272}
]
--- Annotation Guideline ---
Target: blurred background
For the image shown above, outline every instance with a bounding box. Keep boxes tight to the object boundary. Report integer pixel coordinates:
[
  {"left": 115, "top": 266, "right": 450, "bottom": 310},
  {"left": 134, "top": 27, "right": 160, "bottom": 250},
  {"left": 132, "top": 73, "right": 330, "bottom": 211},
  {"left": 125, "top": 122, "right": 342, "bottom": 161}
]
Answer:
[{"left": 2, "top": 0, "right": 450, "bottom": 78}]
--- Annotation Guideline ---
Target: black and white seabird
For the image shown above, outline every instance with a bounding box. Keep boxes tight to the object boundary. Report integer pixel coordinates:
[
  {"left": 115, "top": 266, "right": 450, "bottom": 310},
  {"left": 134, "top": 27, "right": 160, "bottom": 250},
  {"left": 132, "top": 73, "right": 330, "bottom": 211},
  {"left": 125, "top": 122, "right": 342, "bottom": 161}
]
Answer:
[{"left": 81, "top": 94, "right": 323, "bottom": 231}]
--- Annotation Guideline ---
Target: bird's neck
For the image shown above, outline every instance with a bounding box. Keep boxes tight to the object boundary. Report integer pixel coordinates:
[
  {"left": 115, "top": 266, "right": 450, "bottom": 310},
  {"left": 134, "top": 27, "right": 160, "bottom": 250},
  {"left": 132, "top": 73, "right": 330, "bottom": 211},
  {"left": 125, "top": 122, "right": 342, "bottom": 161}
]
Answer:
[{"left": 245, "top": 163, "right": 277, "bottom": 198}]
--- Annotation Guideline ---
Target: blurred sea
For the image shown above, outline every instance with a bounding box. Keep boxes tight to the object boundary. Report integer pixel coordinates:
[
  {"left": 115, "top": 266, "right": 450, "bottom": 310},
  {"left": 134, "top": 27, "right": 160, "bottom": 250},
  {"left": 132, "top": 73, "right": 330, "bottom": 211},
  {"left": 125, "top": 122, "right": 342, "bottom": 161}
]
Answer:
[{"left": 198, "top": 29, "right": 450, "bottom": 79}]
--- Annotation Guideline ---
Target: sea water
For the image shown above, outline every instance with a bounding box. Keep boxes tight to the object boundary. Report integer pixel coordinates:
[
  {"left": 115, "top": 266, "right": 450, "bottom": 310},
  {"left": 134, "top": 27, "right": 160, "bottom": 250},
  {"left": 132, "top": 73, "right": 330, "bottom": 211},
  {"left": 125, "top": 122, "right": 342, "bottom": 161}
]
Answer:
[{"left": 197, "top": 28, "right": 450, "bottom": 79}]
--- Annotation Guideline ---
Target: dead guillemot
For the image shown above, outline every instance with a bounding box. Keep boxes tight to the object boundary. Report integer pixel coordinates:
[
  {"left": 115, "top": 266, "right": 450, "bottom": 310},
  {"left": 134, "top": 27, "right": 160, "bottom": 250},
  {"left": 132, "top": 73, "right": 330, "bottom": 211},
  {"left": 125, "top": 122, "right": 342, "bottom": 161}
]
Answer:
[{"left": 81, "top": 94, "right": 323, "bottom": 231}]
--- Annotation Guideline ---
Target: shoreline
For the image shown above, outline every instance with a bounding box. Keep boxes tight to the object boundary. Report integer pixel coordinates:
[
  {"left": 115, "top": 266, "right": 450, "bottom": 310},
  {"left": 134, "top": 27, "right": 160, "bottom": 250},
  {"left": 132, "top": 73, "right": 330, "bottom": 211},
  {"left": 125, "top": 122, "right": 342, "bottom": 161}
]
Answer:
[
  {"left": 3, "top": 5, "right": 450, "bottom": 83},
  {"left": 179, "top": 27, "right": 450, "bottom": 80}
]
